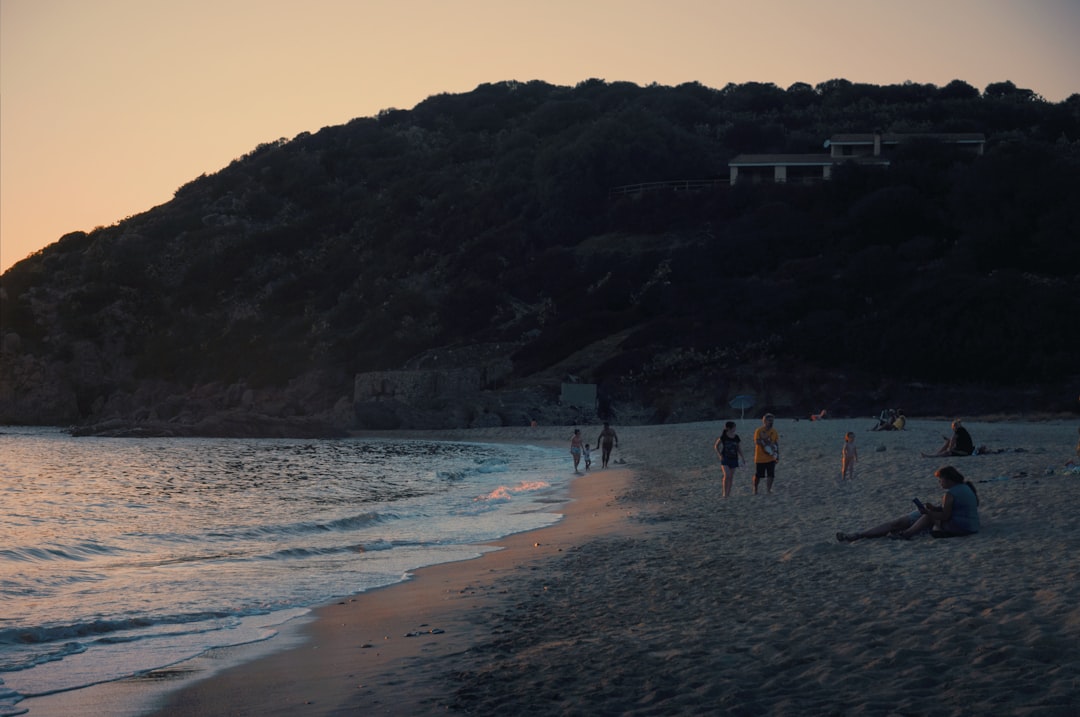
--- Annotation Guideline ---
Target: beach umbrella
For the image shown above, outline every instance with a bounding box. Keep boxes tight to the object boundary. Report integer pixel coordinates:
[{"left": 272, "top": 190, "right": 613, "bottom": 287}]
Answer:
[{"left": 729, "top": 395, "right": 755, "bottom": 419}]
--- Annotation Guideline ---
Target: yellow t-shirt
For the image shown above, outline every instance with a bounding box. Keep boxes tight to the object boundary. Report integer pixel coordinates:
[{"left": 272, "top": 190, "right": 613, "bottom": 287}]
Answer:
[{"left": 753, "top": 426, "right": 779, "bottom": 463}]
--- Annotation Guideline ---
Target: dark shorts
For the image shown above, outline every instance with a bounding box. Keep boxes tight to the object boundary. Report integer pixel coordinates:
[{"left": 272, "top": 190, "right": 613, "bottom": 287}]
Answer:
[
  {"left": 755, "top": 462, "right": 775, "bottom": 479},
  {"left": 721, "top": 458, "right": 739, "bottom": 469}
]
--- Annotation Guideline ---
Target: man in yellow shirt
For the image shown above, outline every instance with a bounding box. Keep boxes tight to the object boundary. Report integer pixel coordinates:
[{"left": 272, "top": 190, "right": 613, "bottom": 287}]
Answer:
[{"left": 753, "top": 413, "right": 779, "bottom": 494}]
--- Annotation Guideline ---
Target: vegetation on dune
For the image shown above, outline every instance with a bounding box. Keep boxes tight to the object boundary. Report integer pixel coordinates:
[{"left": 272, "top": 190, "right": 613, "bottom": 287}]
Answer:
[{"left": 2, "top": 78, "right": 1079, "bottom": 426}]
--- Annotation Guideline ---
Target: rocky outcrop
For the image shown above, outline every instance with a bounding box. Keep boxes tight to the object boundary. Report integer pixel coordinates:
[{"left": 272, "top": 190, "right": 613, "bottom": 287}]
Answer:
[
  {"left": 0, "top": 345, "right": 80, "bottom": 424},
  {"left": 355, "top": 368, "right": 481, "bottom": 403},
  {"left": 350, "top": 358, "right": 519, "bottom": 429}
]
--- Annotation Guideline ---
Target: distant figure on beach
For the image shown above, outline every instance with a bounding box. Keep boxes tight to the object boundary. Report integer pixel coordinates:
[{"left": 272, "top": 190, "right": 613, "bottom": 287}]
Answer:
[
  {"left": 583, "top": 443, "right": 592, "bottom": 471},
  {"left": 892, "top": 410, "right": 906, "bottom": 430},
  {"left": 1067, "top": 427, "right": 1080, "bottom": 470},
  {"left": 810, "top": 409, "right": 827, "bottom": 421},
  {"left": 923, "top": 419, "right": 974, "bottom": 457},
  {"left": 596, "top": 422, "right": 619, "bottom": 468},
  {"left": 841, "top": 431, "right": 858, "bottom": 480},
  {"left": 871, "top": 408, "right": 899, "bottom": 431},
  {"left": 836, "top": 466, "right": 980, "bottom": 542},
  {"left": 753, "top": 413, "right": 779, "bottom": 494},
  {"left": 714, "top": 421, "right": 746, "bottom": 498},
  {"left": 570, "top": 429, "right": 584, "bottom": 472}
]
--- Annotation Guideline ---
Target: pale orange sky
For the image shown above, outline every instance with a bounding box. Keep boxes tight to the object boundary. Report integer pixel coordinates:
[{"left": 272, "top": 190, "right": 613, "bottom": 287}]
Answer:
[{"left": 2, "top": 0, "right": 1078, "bottom": 273}]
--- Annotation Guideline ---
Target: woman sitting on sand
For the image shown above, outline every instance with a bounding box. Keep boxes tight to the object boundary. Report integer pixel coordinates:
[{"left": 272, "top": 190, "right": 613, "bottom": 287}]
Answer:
[
  {"left": 923, "top": 419, "right": 974, "bottom": 457},
  {"left": 836, "top": 466, "right": 980, "bottom": 542}
]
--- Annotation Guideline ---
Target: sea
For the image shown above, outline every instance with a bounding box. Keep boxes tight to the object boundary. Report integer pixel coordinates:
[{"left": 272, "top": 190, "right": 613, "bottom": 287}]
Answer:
[{"left": 0, "top": 426, "right": 571, "bottom": 716}]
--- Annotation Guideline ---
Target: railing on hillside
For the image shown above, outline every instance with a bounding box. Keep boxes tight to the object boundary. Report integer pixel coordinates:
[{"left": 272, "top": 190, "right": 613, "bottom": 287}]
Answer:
[{"left": 608, "top": 178, "right": 730, "bottom": 197}]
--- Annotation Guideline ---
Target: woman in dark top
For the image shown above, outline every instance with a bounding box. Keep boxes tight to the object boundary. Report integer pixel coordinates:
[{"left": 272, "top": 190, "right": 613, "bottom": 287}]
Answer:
[
  {"left": 714, "top": 421, "right": 746, "bottom": 498},
  {"left": 924, "top": 419, "right": 975, "bottom": 457}
]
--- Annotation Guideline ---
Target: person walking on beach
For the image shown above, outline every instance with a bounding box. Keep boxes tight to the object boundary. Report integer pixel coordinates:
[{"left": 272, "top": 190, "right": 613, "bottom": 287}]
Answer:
[
  {"left": 596, "top": 422, "right": 619, "bottom": 468},
  {"left": 569, "top": 429, "right": 585, "bottom": 473},
  {"left": 714, "top": 421, "right": 746, "bottom": 498},
  {"left": 841, "top": 431, "right": 858, "bottom": 481},
  {"left": 753, "top": 413, "right": 779, "bottom": 494},
  {"left": 583, "top": 443, "right": 593, "bottom": 471}
]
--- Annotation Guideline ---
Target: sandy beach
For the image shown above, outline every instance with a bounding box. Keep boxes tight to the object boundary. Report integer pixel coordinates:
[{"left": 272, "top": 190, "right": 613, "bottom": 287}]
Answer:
[{"left": 28, "top": 416, "right": 1080, "bottom": 716}]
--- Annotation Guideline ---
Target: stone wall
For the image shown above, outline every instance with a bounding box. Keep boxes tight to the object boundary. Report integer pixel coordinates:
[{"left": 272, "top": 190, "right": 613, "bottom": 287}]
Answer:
[{"left": 353, "top": 359, "right": 513, "bottom": 406}]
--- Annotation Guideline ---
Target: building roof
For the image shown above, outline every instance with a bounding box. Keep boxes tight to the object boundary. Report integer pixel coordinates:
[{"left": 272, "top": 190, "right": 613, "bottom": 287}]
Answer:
[
  {"left": 728, "top": 153, "right": 889, "bottom": 167},
  {"left": 826, "top": 132, "right": 986, "bottom": 147},
  {"left": 728, "top": 153, "right": 834, "bottom": 166}
]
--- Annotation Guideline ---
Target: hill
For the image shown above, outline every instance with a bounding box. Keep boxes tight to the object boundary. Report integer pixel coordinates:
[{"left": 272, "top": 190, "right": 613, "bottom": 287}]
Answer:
[{"left": 2, "top": 78, "right": 1079, "bottom": 435}]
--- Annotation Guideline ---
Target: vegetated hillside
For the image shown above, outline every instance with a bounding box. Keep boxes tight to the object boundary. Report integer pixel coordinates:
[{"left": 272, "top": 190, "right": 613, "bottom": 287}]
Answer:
[{"left": 2, "top": 78, "right": 1079, "bottom": 432}]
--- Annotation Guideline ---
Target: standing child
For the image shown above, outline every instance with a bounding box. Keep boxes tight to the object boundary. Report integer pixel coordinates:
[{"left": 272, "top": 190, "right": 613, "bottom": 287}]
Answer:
[
  {"left": 583, "top": 444, "right": 592, "bottom": 471},
  {"left": 841, "top": 431, "right": 859, "bottom": 480},
  {"left": 569, "top": 429, "right": 584, "bottom": 473}
]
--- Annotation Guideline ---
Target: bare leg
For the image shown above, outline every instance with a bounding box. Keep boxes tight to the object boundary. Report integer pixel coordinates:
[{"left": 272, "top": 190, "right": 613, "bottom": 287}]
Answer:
[
  {"left": 841, "top": 515, "right": 911, "bottom": 541},
  {"left": 898, "top": 513, "right": 934, "bottom": 538},
  {"left": 722, "top": 466, "right": 734, "bottom": 497},
  {"left": 922, "top": 438, "right": 951, "bottom": 458}
]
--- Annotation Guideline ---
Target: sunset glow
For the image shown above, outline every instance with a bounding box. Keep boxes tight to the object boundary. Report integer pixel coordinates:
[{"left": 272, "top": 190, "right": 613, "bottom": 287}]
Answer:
[{"left": 2, "top": 0, "right": 1078, "bottom": 272}]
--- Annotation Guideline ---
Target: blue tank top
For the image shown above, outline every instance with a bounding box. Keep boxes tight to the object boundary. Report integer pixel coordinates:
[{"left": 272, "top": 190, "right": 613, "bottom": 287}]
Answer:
[{"left": 946, "top": 483, "right": 980, "bottom": 533}]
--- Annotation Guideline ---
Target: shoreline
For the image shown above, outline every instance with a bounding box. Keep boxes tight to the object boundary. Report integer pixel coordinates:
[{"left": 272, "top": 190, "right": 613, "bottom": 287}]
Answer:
[
  {"left": 149, "top": 464, "right": 641, "bottom": 716},
  {"left": 20, "top": 418, "right": 1080, "bottom": 715},
  {"left": 21, "top": 432, "right": 641, "bottom": 717}
]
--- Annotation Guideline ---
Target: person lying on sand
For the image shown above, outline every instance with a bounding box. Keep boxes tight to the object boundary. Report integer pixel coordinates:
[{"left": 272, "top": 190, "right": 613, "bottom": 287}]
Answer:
[
  {"left": 923, "top": 419, "right": 974, "bottom": 457},
  {"left": 836, "top": 466, "right": 980, "bottom": 542}
]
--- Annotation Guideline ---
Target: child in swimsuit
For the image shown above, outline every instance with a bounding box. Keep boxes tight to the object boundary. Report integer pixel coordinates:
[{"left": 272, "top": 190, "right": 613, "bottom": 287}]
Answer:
[
  {"left": 569, "top": 429, "right": 584, "bottom": 472},
  {"left": 841, "top": 431, "right": 858, "bottom": 480}
]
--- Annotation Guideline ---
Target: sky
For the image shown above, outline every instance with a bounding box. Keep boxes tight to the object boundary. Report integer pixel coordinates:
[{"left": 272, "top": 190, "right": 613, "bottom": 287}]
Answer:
[{"left": 2, "top": 0, "right": 1078, "bottom": 274}]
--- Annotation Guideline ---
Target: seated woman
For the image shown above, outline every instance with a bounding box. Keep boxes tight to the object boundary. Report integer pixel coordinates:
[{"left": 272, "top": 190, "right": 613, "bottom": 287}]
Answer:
[
  {"left": 870, "top": 409, "right": 895, "bottom": 431},
  {"left": 923, "top": 419, "right": 974, "bottom": 457},
  {"left": 836, "top": 466, "right": 980, "bottom": 542}
]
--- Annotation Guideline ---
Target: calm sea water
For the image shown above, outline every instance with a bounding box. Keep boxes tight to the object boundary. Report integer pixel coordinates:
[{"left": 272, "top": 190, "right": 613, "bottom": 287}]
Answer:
[{"left": 0, "top": 426, "right": 569, "bottom": 716}]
